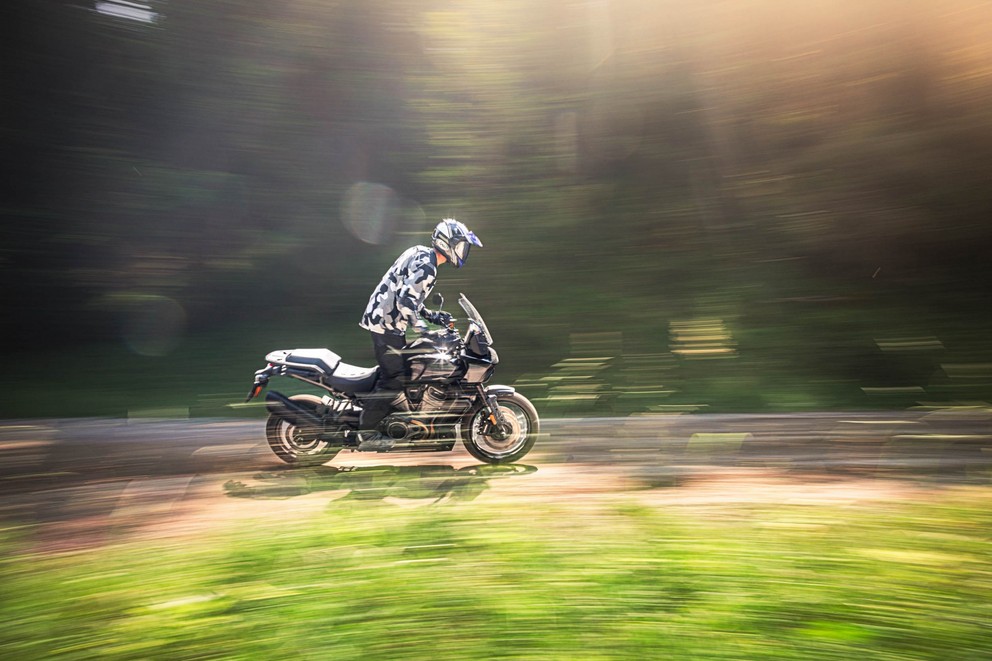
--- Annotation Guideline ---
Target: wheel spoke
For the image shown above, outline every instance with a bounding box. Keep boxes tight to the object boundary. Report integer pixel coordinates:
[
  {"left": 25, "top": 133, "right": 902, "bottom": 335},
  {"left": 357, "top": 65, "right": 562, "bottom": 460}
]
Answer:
[
  {"left": 276, "top": 419, "right": 325, "bottom": 456},
  {"left": 471, "top": 403, "right": 529, "bottom": 458},
  {"left": 266, "top": 395, "right": 339, "bottom": 466}
]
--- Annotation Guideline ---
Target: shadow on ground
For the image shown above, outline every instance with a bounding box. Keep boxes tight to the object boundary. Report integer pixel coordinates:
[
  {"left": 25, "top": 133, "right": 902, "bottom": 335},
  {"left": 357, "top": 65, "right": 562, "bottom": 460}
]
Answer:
[{"left": 224, "top": 463, "right": 538, "bottom": 503}]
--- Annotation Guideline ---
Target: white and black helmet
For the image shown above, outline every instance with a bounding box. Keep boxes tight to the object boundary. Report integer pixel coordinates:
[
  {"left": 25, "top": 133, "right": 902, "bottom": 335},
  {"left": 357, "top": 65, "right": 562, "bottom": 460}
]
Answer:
[{"left": 431, "top": 218, "right": 483, "bottom": 268}]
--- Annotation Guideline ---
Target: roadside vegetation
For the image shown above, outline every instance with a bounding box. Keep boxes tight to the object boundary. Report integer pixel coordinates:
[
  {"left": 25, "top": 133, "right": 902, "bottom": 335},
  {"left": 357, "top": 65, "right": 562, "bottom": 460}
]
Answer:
[
  {"left": 4, "top": 1, "right": 992, "bottom": 419},
  {"left": 2, "top": 483, "right": 991, "bottom": 659}
]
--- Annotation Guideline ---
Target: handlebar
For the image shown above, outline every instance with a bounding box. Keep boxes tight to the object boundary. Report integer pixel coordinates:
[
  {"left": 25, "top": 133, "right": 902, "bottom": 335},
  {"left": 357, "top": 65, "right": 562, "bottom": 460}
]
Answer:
[{"left": 418, "top": 316, "right": 458, "bottom": 334}]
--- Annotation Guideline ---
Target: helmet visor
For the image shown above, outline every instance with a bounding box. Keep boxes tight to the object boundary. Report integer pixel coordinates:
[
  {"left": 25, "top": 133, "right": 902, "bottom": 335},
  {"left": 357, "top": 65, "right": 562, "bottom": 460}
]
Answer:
[{"left": 453, "top": 239, "right": 471, "bottom": 264}]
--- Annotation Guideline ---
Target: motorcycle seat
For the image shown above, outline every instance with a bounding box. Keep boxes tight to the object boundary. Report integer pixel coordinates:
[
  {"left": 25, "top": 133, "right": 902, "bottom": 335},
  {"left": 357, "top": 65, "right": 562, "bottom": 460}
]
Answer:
[
  {"left": 324, "top": 362, "right": 379, "bottom": 394},
  {"left": 272, "top": 348, "right": 342, "bottom": 375}
]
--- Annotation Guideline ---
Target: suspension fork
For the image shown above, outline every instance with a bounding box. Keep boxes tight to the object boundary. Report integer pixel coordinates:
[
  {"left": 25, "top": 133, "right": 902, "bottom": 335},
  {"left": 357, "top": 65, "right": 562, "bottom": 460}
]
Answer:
[{"left": 476, "top": 384, "right": 508, "bottom": 429}]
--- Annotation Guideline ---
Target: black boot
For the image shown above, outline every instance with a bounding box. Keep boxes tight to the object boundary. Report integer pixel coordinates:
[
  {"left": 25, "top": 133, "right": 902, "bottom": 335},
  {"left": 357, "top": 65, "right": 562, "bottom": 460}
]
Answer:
[{"left": 357, "top": 430, "right": 393, "bottom": 452}]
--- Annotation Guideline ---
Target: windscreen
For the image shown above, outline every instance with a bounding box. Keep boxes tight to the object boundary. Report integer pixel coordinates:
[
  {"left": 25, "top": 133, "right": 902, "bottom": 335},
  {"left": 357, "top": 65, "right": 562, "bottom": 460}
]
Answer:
[{"left": 458, "top": 293, "right": 493, "bottom": 344}]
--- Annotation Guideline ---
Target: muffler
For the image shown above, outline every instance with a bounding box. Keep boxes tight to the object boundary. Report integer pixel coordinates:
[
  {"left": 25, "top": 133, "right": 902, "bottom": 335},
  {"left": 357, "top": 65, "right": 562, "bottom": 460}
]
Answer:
[{"left": 265, "top": 391, "right": 324, "bottom": 431}]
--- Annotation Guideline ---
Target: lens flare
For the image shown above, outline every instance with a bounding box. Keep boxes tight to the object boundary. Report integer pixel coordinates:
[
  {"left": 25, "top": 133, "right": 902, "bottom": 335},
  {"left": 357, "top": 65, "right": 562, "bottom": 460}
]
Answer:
[
  {"left": 122, "top": 295, "right": 186, "bottom": 357},
  {"left": 341, "top": 182, "right": 400, "bottom": 245}
]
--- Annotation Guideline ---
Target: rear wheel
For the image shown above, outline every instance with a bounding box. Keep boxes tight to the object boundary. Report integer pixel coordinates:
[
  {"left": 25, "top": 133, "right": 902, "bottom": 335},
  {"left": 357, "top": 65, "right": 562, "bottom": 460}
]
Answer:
[
  {"left": 266, "top": 394, "right": 340, "bottom": 467},
  {"left": 463, "top": 393, "right": 539, "bottom": 464}
]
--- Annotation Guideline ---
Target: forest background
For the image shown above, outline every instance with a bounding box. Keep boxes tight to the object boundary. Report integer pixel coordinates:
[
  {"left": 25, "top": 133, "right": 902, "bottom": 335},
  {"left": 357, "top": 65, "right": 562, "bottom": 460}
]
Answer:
[{"left": 3, "top": 0, "right": 991, "bottom": 417}]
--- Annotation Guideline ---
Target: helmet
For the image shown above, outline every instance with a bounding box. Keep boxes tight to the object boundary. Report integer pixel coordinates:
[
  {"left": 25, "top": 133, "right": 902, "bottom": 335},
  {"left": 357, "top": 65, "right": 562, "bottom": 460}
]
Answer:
[{"left": 431, "top": 218, "right": 483, "bottom": 268}]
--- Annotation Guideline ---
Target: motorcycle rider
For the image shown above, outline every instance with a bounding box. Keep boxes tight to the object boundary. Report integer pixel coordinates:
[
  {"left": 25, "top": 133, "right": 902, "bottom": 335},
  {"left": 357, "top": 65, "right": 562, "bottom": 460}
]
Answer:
[{"left": 357, "top": 218, "right": 483, "bottom": 445}]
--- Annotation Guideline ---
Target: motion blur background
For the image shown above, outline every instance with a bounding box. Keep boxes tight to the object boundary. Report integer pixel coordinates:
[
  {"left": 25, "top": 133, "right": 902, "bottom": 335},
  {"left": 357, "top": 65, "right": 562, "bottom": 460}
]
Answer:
[{"left": 3, "top": 0, "right": 991, "bottom": 417}]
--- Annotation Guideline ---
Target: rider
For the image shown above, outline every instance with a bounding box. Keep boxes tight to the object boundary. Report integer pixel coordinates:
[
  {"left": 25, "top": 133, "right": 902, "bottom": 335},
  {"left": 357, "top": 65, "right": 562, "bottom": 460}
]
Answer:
[{"left": 357, "top": 218, "right": 483, "bottom": 444}]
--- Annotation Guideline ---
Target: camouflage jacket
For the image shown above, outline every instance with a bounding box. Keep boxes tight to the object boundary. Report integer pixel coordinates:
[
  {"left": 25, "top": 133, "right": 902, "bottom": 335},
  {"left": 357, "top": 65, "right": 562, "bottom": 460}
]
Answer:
[{"left": 359, "top": 245, "right": 438, "bottom": 335}]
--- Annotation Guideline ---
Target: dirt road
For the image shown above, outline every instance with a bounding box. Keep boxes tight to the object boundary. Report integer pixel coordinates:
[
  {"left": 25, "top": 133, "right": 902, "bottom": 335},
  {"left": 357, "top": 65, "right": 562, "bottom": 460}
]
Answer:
[{"left": 1, "top": 412, "right": 989, "bottom": 550}]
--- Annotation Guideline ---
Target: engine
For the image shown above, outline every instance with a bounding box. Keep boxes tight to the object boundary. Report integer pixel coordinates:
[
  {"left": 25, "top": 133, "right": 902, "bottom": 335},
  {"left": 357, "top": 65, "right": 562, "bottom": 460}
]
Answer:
[
  {"left": 419, "top": 386, "right": 449, "bottom": 415},
  {"left": 382, "top": 387, "right": 457, "bottom": 441}
]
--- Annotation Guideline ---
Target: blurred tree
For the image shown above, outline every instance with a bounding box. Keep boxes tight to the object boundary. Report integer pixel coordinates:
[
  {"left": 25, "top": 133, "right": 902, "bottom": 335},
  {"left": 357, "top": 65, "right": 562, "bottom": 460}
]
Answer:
[{"left": 2, "top": 0, "right": 991, "bottom": 412}]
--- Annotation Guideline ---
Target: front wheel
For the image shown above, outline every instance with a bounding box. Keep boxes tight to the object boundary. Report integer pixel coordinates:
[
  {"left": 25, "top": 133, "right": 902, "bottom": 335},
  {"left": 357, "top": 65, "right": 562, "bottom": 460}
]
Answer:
[
  {"left": 463, "top": 393, "right": 539, "bottom": 464},
  {"left": 266, "top": 394, "right": 340, "bottom": 467}
]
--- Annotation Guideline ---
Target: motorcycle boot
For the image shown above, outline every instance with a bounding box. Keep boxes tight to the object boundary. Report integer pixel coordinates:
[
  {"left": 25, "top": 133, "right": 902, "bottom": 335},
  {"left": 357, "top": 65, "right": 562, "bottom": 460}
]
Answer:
[
  {"left": 356, "top": 392, "right": 408, "bottom": 451},
  {"left": 356, "top": 430, "right": 394, "bottom": 452}
]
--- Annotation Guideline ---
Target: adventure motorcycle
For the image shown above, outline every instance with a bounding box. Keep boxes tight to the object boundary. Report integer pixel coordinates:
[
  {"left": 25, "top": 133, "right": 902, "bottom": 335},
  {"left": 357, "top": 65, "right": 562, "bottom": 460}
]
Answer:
[{"left": 245, "top": 293, "right": 540, "bottom": 466}]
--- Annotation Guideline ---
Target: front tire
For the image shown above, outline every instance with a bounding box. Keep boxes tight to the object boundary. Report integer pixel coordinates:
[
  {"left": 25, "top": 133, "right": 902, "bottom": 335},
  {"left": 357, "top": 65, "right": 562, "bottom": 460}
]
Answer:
[
  {"left": 266, "top": 394, "right": 340, "bottom": 467},
  {"left": 463, "top": 392, "right": 539, "bottom": 464}
]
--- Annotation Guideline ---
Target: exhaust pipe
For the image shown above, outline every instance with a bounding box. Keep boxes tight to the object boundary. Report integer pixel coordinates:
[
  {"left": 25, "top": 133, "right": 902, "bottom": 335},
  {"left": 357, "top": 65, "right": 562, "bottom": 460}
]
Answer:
[{"left": 265, "top": 391, "right": 324, "bottom": 431}]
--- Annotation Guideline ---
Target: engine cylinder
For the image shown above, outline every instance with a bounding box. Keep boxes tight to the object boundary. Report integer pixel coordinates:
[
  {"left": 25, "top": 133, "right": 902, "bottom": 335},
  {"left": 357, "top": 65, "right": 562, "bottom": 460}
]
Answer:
[{"left": 420, "top": 387, "right": 448, "bottom": 414}]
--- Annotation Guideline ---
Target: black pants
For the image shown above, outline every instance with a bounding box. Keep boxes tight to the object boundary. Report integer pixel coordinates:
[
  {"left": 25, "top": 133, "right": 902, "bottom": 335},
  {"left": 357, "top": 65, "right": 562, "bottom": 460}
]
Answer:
[{"left": 360, "top": 331, "right": 406, "bottom": 431}]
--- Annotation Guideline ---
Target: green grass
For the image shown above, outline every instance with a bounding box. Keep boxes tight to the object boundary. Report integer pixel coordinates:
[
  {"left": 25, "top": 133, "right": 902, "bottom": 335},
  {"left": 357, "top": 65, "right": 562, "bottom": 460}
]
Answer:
[{"left": 2, "top": 486, "right": 991, "bottom": 659}]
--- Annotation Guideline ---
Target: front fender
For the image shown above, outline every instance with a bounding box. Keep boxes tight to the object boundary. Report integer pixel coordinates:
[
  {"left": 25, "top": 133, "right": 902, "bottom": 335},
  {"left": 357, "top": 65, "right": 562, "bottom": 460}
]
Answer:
[{"left": 484, "top": 384, "right": 516, "bottom": 396}]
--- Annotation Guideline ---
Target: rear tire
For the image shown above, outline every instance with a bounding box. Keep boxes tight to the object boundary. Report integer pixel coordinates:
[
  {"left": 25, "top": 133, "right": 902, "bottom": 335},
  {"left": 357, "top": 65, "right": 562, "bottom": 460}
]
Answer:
[
  {"left": 266, "top": 394, "right": 340, "bottom": 467},
  {"left": 463, "top": 392, "right": 539, "bottom": 464}
]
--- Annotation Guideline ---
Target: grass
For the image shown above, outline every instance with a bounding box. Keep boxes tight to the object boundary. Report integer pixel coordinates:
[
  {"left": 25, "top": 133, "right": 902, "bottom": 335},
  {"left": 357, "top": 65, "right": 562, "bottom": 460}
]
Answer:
[{"left": 1, "top": 482, "right": 991, "bottom": 659}]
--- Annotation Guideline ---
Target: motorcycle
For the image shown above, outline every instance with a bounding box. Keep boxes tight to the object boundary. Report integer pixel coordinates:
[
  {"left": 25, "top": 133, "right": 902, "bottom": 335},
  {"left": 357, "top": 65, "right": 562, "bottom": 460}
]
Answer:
[{"left": 245, "top": 293, "right": 540, "bottom": 466}]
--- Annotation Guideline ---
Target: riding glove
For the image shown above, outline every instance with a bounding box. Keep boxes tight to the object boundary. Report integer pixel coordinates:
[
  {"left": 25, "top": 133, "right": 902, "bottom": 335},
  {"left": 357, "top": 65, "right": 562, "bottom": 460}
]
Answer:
[{"left": 421, "top": 309, "right": 452, "bottom": 326}]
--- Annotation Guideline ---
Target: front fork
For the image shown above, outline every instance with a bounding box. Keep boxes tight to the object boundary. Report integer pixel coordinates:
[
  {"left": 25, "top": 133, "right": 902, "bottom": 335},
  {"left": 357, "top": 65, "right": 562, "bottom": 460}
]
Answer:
[{"left": 476, "top": 385, "right": 510, "bottom": 438}]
